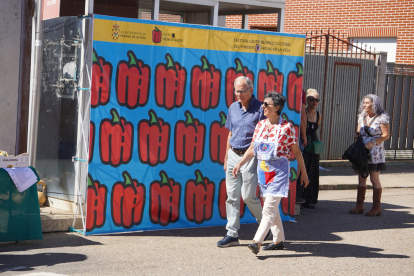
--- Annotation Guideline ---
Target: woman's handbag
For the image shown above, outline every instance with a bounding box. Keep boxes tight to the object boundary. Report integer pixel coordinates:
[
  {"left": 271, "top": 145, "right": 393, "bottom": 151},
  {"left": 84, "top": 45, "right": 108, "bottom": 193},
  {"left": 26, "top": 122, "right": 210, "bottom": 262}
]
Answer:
[
  {"left": 304, "top": 136, "right": 324, "bottom": 154},
  {"left": 342, "top": 133, "right": 371, "bottom": 178}
]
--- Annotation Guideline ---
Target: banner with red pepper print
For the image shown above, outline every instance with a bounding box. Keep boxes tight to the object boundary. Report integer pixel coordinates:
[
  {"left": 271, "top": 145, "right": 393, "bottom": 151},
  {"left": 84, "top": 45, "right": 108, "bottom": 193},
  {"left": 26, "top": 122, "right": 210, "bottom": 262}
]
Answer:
[{"left": 86, "top": 15, "right": 305, "bottom": 235}]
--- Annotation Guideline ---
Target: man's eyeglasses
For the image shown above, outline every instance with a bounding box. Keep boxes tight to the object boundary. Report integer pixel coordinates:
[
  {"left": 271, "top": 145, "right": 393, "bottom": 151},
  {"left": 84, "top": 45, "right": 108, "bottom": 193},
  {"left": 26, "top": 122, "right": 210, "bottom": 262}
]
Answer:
[
  {"left": 307, "top": 96, "right": 320, "bottom": 103},
  {"left": 262, "top": 102, "right": 275, "bottom": 108},
  {"left": 234, "top": 88, "right": 251, "bottom": 95}
]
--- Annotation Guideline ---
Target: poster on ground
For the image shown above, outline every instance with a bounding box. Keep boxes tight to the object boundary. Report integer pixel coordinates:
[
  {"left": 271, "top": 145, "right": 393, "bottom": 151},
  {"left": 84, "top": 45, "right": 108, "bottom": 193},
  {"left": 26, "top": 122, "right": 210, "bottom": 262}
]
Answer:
[{"left": 86, "top": 15, "right": 305, "bottom": 235}]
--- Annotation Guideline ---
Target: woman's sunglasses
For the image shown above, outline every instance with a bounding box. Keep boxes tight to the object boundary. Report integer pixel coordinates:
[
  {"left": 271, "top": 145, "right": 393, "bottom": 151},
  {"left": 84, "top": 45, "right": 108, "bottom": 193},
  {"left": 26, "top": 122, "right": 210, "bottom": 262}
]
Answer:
[
  {"left": 262, "top": 102, "right": 275, "bottom": 108},
  {"left": 307, "top": 97, "right": 320, "bottom": 103}
]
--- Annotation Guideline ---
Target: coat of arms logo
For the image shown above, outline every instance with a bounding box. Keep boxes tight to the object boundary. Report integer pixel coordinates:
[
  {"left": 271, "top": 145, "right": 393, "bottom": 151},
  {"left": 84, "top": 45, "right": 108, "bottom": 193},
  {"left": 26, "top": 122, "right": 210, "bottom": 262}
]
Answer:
[{"left": 112, "top": 23, "right": 120, "bottom": 40}]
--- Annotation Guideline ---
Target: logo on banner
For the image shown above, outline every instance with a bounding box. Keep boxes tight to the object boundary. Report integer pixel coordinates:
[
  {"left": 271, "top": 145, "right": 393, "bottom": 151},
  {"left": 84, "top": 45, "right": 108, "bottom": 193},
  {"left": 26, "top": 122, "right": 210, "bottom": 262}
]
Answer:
[
  {"left": 112, "top": 23, "right": 120, "bottom": 40},
  {"left": 152, "top": 27, "right": 162, "bottom": 43},
  {"left": 255, "top": 44, "right": 261, "bottom": 52}
]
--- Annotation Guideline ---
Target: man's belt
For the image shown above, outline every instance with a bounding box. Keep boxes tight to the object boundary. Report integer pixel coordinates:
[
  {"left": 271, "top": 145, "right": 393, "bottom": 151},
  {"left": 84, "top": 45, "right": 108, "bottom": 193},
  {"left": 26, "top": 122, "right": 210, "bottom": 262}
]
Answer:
[{"left": 231, "top": 147, "right": 247, "bottom": 156}]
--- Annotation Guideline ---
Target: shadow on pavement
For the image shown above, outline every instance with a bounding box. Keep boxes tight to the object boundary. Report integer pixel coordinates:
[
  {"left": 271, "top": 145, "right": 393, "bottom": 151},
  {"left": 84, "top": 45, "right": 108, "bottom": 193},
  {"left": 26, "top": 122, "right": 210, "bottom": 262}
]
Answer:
[
  {"left": 286, "top": 199, "right": 414, "bottom": 243},
  {"left": 0, "top": 252, "right": 87, "bottom": 273},
  {"left": 257, "top": 242, "right": 409, "bottom": 260},
  {"left": 102, "top": 192, "right": 413, "bottom": 259},
  {"left": 256, "top": 196, "right": 413, "bottom": 259},
  {"left": 102, "top": 197, "right": 414, "bottom": 242},
  {"left": 0, "top": 233, "right": 102, "bottom": 253}
]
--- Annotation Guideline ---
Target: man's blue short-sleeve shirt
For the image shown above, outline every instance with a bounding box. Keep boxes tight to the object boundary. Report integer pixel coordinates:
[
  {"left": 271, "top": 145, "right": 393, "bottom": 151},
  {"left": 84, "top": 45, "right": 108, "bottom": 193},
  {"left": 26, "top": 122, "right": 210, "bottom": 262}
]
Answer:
[{"left": 225, "top": 96, "right": 265, "bottom": 150}]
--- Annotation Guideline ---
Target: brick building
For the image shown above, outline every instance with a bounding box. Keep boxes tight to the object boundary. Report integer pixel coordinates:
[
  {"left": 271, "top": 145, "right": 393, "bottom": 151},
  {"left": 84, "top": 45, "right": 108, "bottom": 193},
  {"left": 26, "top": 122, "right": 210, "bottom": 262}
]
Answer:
[{"left": 225, "top": 0, "right": 414, "bottom": 65}]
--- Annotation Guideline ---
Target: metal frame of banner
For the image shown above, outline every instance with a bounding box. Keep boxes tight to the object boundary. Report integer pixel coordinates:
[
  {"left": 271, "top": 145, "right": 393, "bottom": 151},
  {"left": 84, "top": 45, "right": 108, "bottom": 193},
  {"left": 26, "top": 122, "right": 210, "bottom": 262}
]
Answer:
[{"left": 70, "top": 14, "right": 94, "bottom": 236}]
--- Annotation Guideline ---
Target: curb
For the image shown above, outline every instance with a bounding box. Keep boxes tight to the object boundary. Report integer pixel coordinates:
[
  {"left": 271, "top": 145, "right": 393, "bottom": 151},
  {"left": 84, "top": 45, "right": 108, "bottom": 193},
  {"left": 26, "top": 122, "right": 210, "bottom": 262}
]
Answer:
[
  {"left": 319, "top": 184, "right": 414, "bottom": 190},
  {"left": 40, "top": 215, "right": 83, "bottom": 233},
  {"left": 320, "top": 160, "right": 414, "bottom": 167},
  {"left": 319, "top": 184, "right": 359, "bottom": 190}
]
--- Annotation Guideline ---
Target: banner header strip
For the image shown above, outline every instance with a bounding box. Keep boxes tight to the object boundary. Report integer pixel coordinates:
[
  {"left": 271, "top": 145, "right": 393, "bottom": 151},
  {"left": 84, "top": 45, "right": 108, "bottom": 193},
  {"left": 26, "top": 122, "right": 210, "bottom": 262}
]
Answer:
[
  {"left": 93, "top": 17, "right": 305, "bottom": 57},
  {"left": 94, "top": 14, "right": 305, "bottom": 39}
]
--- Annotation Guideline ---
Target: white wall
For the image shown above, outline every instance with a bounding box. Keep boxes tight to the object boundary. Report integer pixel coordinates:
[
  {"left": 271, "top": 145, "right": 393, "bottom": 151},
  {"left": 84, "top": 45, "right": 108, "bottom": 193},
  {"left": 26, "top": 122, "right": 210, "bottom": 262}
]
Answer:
[
  {"left": 352, "top": 37, "right": 397, "bottom": 63},
  {"left": 0, "top": 1, "right": 22, "bottom": 155}
]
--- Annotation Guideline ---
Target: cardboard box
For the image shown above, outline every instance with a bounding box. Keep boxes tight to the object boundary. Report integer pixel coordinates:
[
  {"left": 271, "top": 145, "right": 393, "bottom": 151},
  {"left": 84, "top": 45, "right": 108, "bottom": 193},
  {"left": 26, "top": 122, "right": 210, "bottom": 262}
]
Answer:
[{"left": 0, "top": 153, "right": 30, "bottom": 168}]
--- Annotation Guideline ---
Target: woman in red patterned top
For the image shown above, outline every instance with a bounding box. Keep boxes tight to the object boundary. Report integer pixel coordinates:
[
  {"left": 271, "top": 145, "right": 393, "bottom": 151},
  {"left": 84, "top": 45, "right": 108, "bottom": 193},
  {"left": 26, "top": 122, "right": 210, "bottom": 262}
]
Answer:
[{"left": 232, "top": 92, "right": 309, "bottom": 255}]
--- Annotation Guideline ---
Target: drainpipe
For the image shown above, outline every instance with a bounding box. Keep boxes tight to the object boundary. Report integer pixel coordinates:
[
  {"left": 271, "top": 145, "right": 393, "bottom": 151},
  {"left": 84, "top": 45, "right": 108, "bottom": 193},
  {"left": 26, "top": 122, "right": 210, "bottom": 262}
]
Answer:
[
  {"left": 27, "top": 0, "right": 43, "bottom": 166},
  {"left": 376, "top": 52, "right": 388, "bottom": 103},
  {"left": 151, "top": 0, "right": 160, "bottom": 20},
  {"left": 277, "top": 8, "right": 285, "bottom": 32}
]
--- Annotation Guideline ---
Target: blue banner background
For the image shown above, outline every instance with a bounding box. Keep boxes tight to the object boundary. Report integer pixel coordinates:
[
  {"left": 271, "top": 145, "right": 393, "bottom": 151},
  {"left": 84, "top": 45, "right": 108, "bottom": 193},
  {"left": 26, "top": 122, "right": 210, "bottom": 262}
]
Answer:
[{"left": 87, "top": 16, "right": 304, "bottom": 235}]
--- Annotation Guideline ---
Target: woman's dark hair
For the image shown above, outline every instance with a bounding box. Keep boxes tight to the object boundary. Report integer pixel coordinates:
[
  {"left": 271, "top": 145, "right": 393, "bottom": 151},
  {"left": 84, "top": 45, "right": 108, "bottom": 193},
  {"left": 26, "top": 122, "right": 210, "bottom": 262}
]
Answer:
[{"left": 264, "top": 92, "right": 286, "bottom": 115}]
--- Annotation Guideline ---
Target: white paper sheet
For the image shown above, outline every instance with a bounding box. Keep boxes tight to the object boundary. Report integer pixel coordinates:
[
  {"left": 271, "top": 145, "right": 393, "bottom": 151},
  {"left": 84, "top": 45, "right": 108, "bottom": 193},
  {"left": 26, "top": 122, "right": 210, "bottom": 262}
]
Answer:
[{"left": 4, "top": 167, "right": 38, "bottom": 193}]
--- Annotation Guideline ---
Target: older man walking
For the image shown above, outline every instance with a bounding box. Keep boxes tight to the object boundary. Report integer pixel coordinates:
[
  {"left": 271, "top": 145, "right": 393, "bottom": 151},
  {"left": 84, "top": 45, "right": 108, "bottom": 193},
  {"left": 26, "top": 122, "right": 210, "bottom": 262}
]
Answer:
[{"left": 217, "top": 76, "right": 266, "bottom": 247}]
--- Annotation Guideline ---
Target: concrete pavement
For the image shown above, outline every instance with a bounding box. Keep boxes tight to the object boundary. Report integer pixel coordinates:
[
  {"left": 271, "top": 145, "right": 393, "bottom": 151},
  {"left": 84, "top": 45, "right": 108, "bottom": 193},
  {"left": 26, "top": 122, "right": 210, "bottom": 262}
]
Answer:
[
  {"left": 319, "top": 162, "right": 414, "bottom": 190},
  {"left": 1, "top": 188, "right": 413, "bottom": 275}
]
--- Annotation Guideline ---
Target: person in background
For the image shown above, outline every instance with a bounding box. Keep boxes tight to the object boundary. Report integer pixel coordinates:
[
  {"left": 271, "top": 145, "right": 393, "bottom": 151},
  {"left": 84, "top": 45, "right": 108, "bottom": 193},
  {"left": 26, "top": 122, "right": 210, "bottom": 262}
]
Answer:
[
  {"left": 232, "top": 92, "right": 309, "bottom": 255},
  {"left": 296, "top": 89, "right": 322, "bottom": 209},
  {"left": 296, "top": 89, "right": 308, "bottom": 204},
  {"left": 217, "top": 76, "right": 266, "bottom": 248},
  {"left": 300, "top": 89, "right": 308, "bottom": 149},
  {"left": 349, "top": 94, "right": 389, "bottom": 217}
]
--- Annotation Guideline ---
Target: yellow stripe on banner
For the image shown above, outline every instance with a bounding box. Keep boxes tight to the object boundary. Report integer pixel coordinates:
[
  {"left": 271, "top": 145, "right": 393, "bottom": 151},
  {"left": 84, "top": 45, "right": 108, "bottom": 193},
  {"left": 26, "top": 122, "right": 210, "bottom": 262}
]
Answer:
[{"left": 94, "top": 19, "right": 305, "bottom": 57}]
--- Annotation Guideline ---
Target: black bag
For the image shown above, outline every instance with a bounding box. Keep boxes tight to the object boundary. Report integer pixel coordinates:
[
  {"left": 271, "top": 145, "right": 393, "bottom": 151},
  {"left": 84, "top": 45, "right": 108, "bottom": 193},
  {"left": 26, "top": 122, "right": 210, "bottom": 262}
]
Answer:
[{"left": 342, "top": 133, "right": 371, "bottom": 178}]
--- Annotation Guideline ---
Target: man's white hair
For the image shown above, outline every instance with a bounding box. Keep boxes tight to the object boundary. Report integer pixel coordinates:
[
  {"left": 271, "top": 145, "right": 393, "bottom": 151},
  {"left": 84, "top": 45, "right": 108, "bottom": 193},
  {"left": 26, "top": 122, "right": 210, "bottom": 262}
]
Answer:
[{"left": 234, "top": 76, "right": 253, "bottom": 89}]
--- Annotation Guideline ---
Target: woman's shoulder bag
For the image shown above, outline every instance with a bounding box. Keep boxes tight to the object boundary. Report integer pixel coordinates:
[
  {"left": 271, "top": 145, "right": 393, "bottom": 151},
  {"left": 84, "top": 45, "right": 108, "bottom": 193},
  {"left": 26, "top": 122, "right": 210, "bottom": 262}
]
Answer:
[
  {"left": 342, "top": 133, "right": 371, "bottom": 178},
  {"left": 304, "top": 134, "right": 324, "bottom": 154}
]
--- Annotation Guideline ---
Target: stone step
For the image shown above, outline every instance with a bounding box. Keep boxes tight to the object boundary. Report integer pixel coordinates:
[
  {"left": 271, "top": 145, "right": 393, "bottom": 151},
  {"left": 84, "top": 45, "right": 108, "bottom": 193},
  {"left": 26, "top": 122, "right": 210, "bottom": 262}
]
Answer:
[{"left": 40, "top": 206, "right": 83, "bottom": 233}]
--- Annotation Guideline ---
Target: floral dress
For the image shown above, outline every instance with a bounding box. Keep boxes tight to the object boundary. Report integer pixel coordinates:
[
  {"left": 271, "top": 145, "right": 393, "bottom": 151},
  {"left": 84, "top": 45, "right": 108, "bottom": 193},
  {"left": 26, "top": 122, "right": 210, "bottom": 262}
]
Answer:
[
  {"left": 358, "top": 113, "right": 389, "bottom": 171},
  {"left": 252, "top": 118, "right": 297, "bottom": 197}
]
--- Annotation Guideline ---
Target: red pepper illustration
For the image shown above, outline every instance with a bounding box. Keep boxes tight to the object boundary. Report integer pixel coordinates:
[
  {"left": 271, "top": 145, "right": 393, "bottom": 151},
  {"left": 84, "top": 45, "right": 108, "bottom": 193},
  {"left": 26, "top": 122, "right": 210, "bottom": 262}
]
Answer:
[
  {"left": 209, "top": 111, "right": 229, "bottom": 165},
  {"left": 174, "top": 110, "right": 206, "bottom": 166},
  {"left": 86, "top": 174, "right": 108, "bottom": 232},
  {"left": 99, "top": 108, "right": 134, "bottom": 167},
  {"left": 281, "top": 167, "right": 297, "bottom": 218},
  {"left": 257, "top": 60, "right": 284, "bottom": 102},
  {"left": 152, "top": 27, "right": 162, "bottom": 43},
  {"left": 138, "top": 109, "right": 170, "bottom": 167},
  {"left": 218, "top": 178, "right": 246, "bottom": 220},
  {"left": 190, "top": 56, "right": 222, "bottom": 111},
  {"left": 91, "top": 49, "right": 112, "bottom": 108},
  {"left": 281, "top": 113, "right": 300, "bottom": 161},
  {"left": 115, "top": 50, "right": 151, "bottom": 109},
  {"left": 256, "top": 186, "right": 264, "bottom": 207},
  {"left": 155, "top": 53, "right": 187, "bottom": 110},
  {"left": 111, "top": 171, "right": 146, "bottom": 229},
  {"left": 225, "top": 58, "right": 255, "bottom": 108},
  {"left": 185, "top": 170, "right": 215, "bottom": 224},
  {"left": 287, "top": 62, "right": 304, "bottom": 114},
  {"left": 89, "top": 121, "right": 95, "bottom": 163},
  {"left": 149, "top": 170, "right": 181, "bottom": 226}
]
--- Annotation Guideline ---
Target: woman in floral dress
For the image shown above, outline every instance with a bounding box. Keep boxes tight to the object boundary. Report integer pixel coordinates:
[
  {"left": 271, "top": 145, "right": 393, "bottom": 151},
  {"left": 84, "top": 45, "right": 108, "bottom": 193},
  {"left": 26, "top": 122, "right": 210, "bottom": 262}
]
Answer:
[
  {"left": 232, "top": 92, "right": 309, "bottom": 255},
  {"left": 349, "top": 94, "right": 389, "bottom": 217}
]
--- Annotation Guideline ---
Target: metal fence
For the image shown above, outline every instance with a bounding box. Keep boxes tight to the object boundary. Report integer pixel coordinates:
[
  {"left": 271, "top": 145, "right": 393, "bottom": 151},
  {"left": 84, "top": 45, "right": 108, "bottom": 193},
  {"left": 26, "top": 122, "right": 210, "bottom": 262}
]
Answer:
[
  {"left": 383, "top": 72, "right": 414, "bottom": 160},
  {"left": 303, "top": 30, "right": 377, "bottom": 159},
  {"left": 386, "top": 63, "right": 414, "bottom": 76}
]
